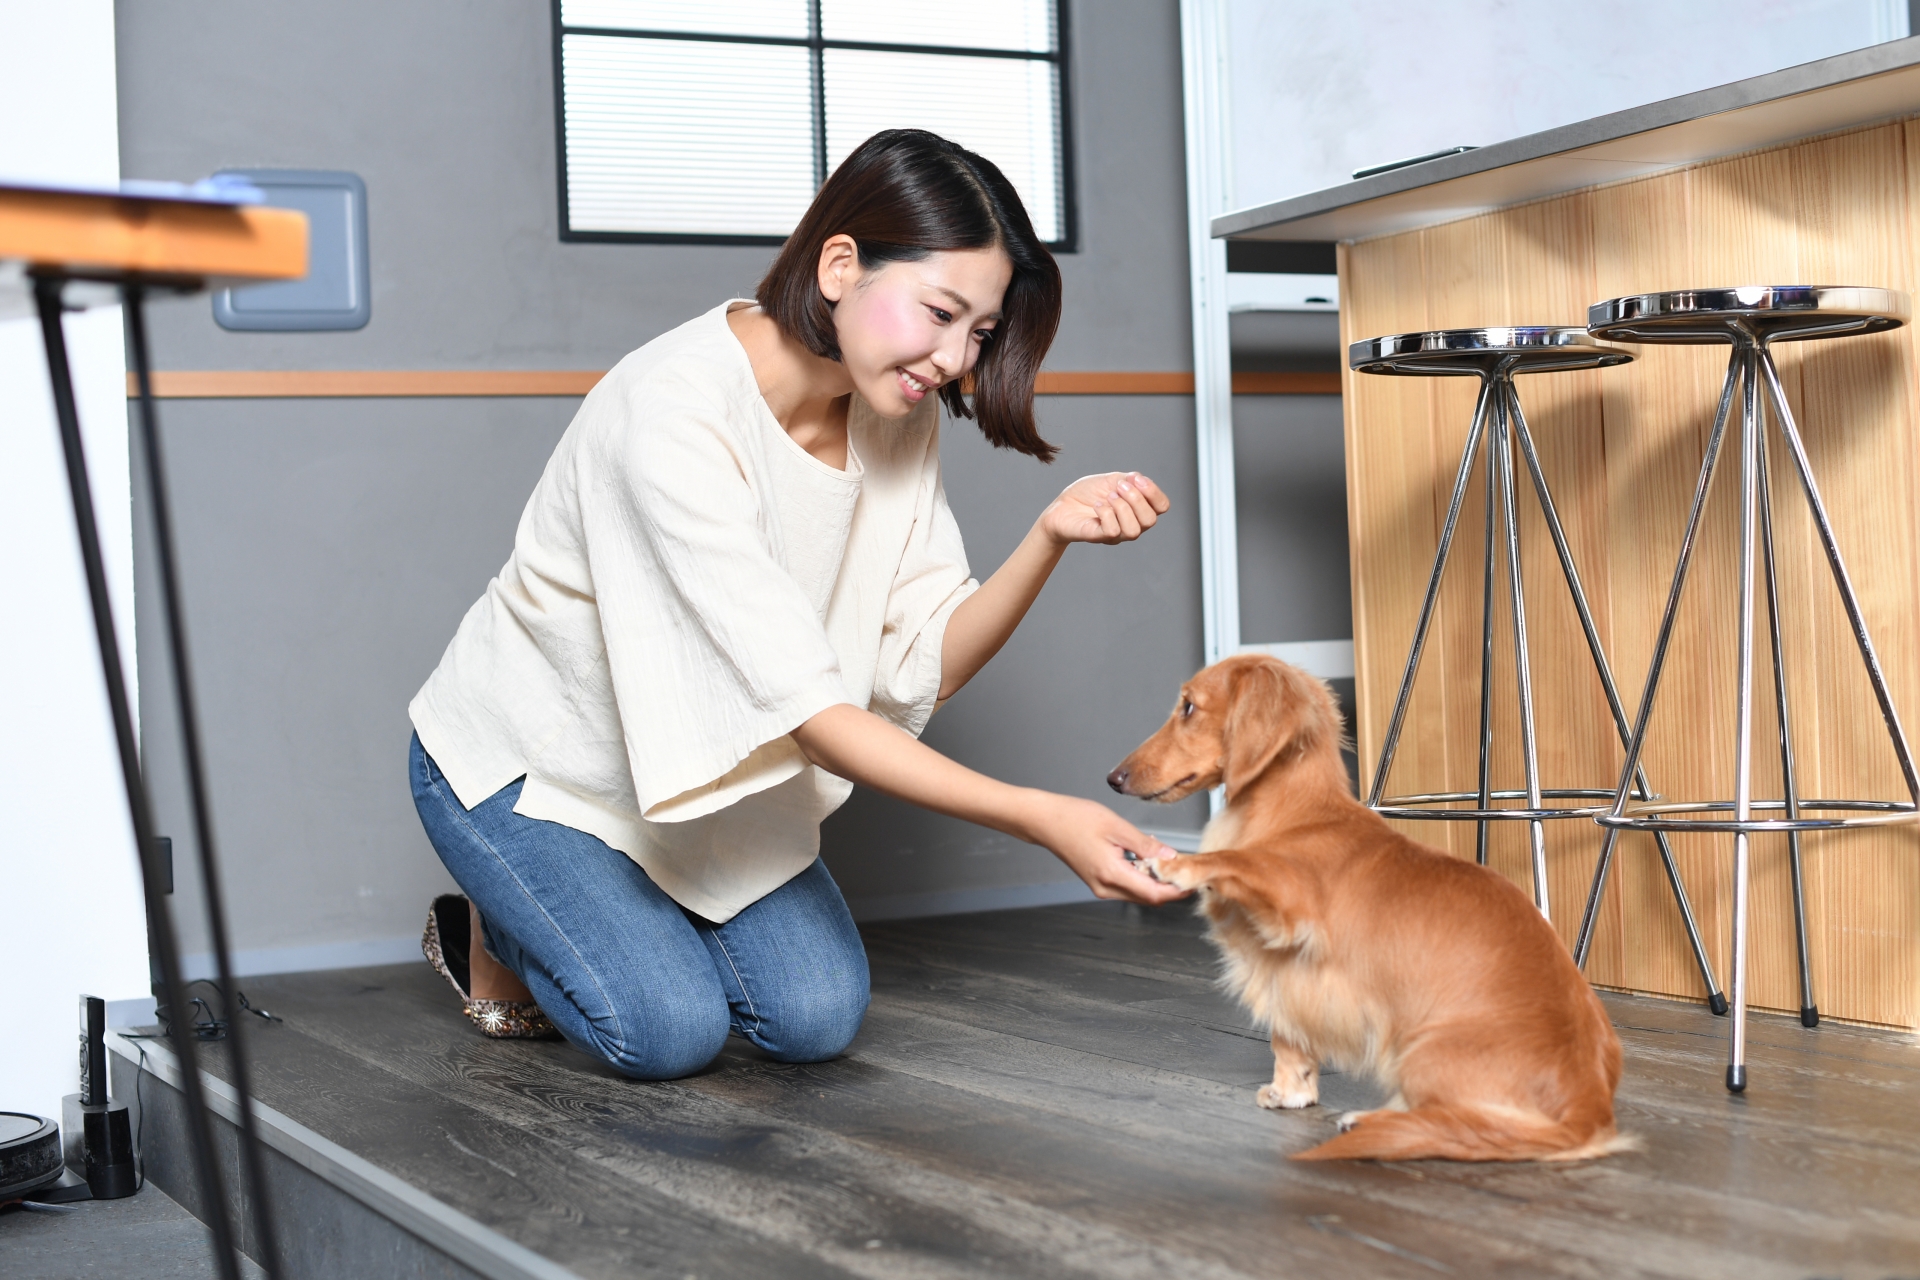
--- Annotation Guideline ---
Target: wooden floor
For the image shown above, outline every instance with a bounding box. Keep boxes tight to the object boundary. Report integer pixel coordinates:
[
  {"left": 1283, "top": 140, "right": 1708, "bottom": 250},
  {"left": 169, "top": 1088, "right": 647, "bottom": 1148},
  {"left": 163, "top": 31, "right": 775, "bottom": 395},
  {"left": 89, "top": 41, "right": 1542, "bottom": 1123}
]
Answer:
[{"left": 193, "top": 903, "right": 1920, "bottom": 1279}]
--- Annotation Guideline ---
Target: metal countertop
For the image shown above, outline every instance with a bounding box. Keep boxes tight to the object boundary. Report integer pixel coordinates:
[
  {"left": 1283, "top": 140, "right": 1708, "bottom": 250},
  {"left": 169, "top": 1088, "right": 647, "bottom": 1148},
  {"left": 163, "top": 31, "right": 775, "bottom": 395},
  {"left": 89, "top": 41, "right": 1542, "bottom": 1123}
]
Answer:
[{"left": 1215, "top": 36, "right": 1920, "bottom": 244}]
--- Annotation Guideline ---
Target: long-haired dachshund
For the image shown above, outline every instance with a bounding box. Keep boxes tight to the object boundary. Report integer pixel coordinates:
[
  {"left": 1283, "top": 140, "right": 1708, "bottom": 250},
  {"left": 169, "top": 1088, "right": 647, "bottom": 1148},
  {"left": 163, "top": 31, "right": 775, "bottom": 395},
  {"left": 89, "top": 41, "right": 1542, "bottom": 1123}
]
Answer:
[{"left": 1109, "top": 654, "right": 1625, "bottom": 1162}]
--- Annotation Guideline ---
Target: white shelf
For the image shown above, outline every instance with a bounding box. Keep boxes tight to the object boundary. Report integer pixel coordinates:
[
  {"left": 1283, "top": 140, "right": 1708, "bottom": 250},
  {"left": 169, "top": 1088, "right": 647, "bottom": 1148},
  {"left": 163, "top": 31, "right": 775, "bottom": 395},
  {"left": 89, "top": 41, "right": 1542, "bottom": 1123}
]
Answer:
[{"left": 1226, "top": 273, "right": 1338, "bottom": 312}]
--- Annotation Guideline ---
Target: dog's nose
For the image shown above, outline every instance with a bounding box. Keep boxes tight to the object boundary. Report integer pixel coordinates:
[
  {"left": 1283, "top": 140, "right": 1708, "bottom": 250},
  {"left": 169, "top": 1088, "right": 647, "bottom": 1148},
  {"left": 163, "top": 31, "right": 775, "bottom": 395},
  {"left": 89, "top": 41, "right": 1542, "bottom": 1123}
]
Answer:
[{"left": 1106, "top": 766, "right": 1130, "bottom": 794}]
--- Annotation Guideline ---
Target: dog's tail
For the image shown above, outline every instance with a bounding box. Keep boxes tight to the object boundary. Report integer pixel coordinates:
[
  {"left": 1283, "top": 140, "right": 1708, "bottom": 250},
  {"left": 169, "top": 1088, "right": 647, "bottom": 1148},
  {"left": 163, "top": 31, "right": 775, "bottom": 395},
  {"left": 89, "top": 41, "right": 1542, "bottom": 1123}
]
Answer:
[{"left": 1290, "top": 1104, "right": 1634, "bottom": 1163}]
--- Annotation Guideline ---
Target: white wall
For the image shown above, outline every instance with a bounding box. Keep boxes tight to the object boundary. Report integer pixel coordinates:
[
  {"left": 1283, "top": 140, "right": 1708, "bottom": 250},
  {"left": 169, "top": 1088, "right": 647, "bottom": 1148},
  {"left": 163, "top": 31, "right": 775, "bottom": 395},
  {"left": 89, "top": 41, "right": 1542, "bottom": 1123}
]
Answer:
[
  {"left": 0, "top": 0, "right": 151, "bottom": 1120},
  {"left": 1227, "top": 0, "right": 1905, "bottom": 211}
]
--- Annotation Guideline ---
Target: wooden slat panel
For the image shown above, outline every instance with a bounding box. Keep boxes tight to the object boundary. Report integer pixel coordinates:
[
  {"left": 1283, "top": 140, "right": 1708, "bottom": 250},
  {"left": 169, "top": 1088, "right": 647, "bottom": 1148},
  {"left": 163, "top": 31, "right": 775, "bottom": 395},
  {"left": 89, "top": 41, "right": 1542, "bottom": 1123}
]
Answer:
[
  {"left": 1342, "top": 115, "right": 1920, "bottom": 1028},
  {"left": 0, "top": 186, "right": 307, "bottom": 282},
  {"left": 129, "top": 369, "right": 1346, "bottom": 398}
]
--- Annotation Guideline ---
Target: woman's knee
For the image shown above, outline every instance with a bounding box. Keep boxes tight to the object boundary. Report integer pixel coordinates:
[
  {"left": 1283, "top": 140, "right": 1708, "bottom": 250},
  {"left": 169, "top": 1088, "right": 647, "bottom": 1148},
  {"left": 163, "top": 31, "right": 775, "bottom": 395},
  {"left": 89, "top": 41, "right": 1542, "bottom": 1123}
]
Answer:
[
  {"left": 522, "top": 939, "right": 735, "bottom": 1082},
  {"left": 584, "top": 994, "right": 732, "bottom": 1080},
  {"left": 751, "top": 962, "right": 870, "bottom": 1063}
]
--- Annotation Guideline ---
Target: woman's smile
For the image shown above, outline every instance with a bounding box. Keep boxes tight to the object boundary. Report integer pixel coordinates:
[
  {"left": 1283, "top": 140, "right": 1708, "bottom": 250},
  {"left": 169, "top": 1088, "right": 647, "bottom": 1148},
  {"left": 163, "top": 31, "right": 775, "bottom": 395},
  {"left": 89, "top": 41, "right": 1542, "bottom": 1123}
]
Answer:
[{"left": 897, "top": 367, "right": 935, "bottom": 402}]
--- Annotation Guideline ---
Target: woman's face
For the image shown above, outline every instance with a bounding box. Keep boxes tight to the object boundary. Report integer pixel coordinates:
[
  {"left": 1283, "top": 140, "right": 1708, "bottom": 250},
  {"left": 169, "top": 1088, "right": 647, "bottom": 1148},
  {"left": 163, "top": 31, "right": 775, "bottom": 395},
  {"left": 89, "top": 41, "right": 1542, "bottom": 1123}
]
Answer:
[{"left": 817, "top": 236, "right": 1015, "bottom": 418}]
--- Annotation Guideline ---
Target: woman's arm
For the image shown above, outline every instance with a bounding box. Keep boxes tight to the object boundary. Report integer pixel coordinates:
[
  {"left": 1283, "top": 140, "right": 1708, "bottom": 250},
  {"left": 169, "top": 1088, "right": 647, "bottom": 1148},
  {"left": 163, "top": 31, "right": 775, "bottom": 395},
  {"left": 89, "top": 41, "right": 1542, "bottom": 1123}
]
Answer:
[
  {"left": 938, "top": 471, "right": 1170, "bottom": 700},
  {"left": 791, "top": 703, "right": 1188, "bottom": 906}
]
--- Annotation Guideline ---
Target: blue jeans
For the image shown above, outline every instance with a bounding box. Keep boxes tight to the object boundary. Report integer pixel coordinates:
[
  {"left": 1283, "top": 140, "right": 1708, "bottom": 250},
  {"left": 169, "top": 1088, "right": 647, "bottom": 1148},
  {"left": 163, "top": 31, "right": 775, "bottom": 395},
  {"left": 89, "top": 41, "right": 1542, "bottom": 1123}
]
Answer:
[{"left": 408, "top": 733, "right": 868, "bottom": 1079}]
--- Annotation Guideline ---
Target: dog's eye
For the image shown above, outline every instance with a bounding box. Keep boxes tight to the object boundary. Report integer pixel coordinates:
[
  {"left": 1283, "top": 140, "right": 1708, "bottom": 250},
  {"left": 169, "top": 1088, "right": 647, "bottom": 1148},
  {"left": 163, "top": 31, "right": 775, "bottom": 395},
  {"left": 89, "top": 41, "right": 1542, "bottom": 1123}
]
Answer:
[{"left": 1180, "top": 699, "right": 1195, "bottom": 718}]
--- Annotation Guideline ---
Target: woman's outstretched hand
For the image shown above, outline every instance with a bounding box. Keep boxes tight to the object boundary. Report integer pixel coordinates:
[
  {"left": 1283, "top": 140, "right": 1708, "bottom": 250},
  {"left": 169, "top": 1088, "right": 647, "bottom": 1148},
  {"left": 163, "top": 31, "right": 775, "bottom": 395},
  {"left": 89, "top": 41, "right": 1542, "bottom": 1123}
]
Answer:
[
  {"left": 1022, "top": 792, "right": 1192, "bottom": 906},
  {"left": 1039, "top": 471, "right": 1171, "bottom": 546},
  {"left": 792, "top": 705, "right": 1192, "bottom": 908}
]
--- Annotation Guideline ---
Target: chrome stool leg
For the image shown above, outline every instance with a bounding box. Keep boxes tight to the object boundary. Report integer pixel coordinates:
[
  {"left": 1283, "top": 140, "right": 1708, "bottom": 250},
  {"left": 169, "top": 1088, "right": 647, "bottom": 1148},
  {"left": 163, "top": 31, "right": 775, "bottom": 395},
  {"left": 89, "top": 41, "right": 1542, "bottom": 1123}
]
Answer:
[
  {"left": 1756, "top": 349, "right": 1920, "bottom": 809},
  {"left": 1585, "top": 350, "right": 1741, "bottom": 1005},
  {"left": 1476, "top": 416, "right": 1499, "bottom": 867},
  {"left": 1493, "top": 381, "right": 1550, "bottom": 915},
  {"left": 1758, "top": 341, "right": 1920, "bottom": 1034},
  {"left": 1505, "top": 387, "right": 1724, "bottom": 1008},
  {"left": 1757, "top": 430, "right": 1818, "bottom": 1028},
  {"left": 1728, "top": 345, "right": 1765, "bottom": 1094},
  {"left": 1365, "top": 378, "right": 1495, "bottom": 807}
]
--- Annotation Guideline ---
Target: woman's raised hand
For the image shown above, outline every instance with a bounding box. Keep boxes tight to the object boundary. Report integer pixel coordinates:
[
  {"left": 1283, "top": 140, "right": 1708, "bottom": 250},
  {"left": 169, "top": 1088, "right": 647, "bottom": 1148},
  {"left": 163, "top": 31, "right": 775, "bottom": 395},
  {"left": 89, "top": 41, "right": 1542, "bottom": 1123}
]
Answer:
[
  {"left": 936, "top": 470, "right": 1171, "bottom": 700},
  {"left": 1040, "top": 471, "right": 1171, "bottom": 546}
]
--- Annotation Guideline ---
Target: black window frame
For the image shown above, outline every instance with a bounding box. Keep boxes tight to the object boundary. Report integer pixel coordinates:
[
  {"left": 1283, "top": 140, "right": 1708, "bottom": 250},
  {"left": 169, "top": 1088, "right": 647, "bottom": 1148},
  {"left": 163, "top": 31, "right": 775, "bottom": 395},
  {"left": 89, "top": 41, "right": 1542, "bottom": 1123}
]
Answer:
[{"left": 550, "top": 0, "right": 1078, "bottom": 251}]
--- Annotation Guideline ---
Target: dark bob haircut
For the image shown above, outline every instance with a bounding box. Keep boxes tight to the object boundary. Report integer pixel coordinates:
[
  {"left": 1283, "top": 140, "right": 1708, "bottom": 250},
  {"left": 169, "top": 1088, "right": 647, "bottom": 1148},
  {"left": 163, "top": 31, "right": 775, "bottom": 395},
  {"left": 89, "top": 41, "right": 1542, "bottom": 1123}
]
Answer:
[{"left": 757, "top": 128, "right": 1063, "bottom": 462}]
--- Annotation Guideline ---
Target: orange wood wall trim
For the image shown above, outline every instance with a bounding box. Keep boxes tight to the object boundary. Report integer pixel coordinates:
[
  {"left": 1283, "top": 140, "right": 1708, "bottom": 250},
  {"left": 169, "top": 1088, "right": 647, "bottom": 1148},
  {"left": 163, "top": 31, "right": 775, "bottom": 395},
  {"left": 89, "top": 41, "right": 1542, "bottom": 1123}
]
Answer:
[
  {"left": 131, "top": 370, "right": 605, "bottom": 398},
  {"left": 1036, "top": 371, "right": 1193, "bottom": 394},
  {"left": 129, "top": 369, "right": 1344, "bottom": 399},
  {"left": 1232, "top": 371, "right": 1342, "bottom": 394}
]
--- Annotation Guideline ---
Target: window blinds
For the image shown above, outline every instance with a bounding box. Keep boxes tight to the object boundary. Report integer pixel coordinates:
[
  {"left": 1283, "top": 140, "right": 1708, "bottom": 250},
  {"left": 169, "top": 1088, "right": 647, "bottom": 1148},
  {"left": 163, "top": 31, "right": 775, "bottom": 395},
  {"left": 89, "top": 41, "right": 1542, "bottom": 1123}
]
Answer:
[{"left": 557, "top": 0, "right": 1067, "bottom": 244}]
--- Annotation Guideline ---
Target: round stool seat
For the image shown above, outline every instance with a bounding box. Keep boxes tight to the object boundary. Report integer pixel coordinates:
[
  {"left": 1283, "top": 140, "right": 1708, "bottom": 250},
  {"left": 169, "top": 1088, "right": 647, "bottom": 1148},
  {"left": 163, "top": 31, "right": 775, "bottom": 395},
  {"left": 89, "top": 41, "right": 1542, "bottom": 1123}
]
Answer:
[
  {"left": 1588, "top": 286, "right": 1908, "bottom": 345},
  {"left": 1350, "top": 326, "right": 1631, "bottom": 377}
]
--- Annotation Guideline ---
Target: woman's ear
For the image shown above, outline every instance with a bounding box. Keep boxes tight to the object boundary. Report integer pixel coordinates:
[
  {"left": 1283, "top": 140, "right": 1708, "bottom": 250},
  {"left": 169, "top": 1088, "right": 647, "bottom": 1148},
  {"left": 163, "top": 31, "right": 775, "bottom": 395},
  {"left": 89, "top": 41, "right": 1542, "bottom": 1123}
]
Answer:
[
  {"left": 1223, "top": 661, "right": 1293, "bottom": 798},
  {"left": 816, "top": 234, "right": 859, "bottom": 303}
]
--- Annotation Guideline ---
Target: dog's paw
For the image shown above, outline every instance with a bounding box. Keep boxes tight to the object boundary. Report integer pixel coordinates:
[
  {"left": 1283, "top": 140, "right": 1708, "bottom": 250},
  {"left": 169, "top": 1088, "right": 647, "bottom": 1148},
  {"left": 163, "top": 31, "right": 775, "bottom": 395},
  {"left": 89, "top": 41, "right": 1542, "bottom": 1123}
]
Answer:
[
  {"left": 1257, "top": 1083, "right": 1318, "bottom": 1110},
  {"left": 1335, "top": 1110, "right": 1375, "bottom": 1133},
  {"left": 1138, "top": 854, "right": 1194, "bottom": 889}
]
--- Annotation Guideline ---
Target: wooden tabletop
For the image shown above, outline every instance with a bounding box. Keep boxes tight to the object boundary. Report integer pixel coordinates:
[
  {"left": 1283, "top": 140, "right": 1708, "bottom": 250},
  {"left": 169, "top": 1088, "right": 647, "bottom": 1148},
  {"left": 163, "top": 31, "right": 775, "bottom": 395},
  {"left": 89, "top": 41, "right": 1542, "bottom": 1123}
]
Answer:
[{"left": 0, "top": 182, "right": 307, "bottom": 286}]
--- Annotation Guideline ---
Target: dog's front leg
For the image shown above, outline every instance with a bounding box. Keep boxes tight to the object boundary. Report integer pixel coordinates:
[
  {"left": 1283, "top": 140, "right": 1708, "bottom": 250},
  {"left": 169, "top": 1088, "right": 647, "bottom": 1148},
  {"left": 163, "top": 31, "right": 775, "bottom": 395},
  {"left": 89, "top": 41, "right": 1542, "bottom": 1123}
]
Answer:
[
  {"left": 1257, "top": 1034, "right": 1319, "bottom": 1110},
  {"left": 1141, "top": 849, "right": 1316, "bottom": 950}
]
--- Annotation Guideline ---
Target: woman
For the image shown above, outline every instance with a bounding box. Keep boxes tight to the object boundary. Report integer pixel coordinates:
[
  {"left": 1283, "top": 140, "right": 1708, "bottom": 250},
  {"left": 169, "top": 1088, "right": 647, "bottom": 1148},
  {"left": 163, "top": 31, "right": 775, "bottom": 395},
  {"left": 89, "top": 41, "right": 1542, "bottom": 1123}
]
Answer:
[{"left": 409, "top": 129, "right": 1185, "bottom": 1079}]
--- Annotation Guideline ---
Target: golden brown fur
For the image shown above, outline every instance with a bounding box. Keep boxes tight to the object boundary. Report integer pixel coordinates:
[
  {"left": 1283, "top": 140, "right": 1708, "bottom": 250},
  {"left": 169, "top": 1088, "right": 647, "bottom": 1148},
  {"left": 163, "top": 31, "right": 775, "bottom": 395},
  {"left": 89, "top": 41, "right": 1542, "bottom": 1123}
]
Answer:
[{"left": 1108, "top": 654, "right": 1625, "bottom": 1162}]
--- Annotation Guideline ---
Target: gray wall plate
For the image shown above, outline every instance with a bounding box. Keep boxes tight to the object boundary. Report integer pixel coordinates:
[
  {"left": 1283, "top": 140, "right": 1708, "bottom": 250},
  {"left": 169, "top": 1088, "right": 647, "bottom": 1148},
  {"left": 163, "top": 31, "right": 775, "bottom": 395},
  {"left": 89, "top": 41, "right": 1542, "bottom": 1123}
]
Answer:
[{"left": 213, "top": 169, "right": 369, "bottom": 331}]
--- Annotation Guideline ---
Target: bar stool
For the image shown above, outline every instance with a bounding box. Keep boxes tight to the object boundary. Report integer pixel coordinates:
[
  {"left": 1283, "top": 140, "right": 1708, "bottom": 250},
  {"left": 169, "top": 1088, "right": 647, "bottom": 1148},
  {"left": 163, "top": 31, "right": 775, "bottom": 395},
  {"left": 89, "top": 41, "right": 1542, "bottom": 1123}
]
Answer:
[
  {"left": 1352, "top": 328, "right": 1725, "bottom": 1012},
  {"left": 1584, "top": 286, "right": 1919, "bottom": 1094}
]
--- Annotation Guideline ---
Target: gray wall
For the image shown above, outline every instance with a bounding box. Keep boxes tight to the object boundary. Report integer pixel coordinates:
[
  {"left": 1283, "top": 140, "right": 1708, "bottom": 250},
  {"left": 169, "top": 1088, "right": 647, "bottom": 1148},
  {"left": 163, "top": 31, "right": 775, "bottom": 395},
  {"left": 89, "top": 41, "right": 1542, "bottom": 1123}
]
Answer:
[
  {"left": 1226, "top": 308, "right": 1350, "bottom": 648},
  {"left": 1231, "top": 392, "right": 1348, "bottom": 647},
  {"left": 115, "top": 0, "right": 1209, "bottom": 969}
]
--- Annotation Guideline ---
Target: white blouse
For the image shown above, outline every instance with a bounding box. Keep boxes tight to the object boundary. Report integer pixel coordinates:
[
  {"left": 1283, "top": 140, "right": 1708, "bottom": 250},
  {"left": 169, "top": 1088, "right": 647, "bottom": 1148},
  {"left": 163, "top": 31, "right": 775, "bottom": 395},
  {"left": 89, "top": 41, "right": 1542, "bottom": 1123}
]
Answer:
[{"left": 410, "top": 301, "right": 977, "bottom": 921}]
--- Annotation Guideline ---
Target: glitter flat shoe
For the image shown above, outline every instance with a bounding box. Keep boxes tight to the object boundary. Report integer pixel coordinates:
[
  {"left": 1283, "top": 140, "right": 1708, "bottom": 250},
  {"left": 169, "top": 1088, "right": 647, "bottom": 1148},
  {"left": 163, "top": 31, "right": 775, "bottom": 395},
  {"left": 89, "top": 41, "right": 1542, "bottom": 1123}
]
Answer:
[{"left": 422, "top": 894, "right": 559, "bottom": 1039}]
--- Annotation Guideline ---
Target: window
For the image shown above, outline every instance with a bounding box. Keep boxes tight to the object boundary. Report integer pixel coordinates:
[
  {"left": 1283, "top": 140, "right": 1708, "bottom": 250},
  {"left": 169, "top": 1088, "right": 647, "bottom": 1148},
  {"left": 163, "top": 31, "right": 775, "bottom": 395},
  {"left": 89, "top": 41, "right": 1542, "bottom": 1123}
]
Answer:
[{"left": 552, "top": 0, "right": 1074, "bottom": 248}]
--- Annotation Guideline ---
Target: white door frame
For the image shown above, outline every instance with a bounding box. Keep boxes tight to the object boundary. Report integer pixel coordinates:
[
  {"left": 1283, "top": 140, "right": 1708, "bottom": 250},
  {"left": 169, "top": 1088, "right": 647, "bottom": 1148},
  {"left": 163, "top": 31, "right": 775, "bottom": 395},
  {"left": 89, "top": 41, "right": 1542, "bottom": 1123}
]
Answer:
[{"left": 1179, "top": 0, "right": 1238, "bottom": 673}]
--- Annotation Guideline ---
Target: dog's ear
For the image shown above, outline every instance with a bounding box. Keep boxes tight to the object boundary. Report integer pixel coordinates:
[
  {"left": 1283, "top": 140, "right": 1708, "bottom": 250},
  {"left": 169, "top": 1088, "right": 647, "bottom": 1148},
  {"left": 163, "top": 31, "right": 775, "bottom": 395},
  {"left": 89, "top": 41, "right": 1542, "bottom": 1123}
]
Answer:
[{"left": 1223, "top": 660, "right": 1293, "bottom": 797}]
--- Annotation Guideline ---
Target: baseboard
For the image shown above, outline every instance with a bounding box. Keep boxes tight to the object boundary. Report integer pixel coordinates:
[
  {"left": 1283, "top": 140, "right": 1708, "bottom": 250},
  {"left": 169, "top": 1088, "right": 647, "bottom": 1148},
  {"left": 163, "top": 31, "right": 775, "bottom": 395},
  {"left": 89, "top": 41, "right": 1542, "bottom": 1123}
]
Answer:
[
  {"left": 181, "top": 851, "right": 1212, "bottom": 967},
  {"left": 847, "top": 879, "right": 1094, "bottom": 922},
  {"left": 181, "top": 934, "right": 425, "bottom": 980},
  {"left": 844, "top": 829, "right": 1203, "bottom": 921}
]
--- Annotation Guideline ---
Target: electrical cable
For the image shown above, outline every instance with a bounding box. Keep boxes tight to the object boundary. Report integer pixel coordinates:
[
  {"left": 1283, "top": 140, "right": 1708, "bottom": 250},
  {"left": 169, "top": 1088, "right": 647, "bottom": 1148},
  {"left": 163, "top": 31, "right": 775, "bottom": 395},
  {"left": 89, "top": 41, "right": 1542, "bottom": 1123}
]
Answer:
[
  {"left": 119, "top": 1033, "right": 158, "bottom": 1194},
  {"left": 122, "top": 989, "right": 285, "bottom": 1196}
]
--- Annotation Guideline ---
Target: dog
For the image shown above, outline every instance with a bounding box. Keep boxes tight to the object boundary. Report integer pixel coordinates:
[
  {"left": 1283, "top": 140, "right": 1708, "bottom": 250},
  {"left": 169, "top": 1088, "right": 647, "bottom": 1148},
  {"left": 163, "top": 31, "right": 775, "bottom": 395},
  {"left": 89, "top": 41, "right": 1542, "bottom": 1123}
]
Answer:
[{"left": 1108, "top": 654, "right": 1625, "bottom": 1162}]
